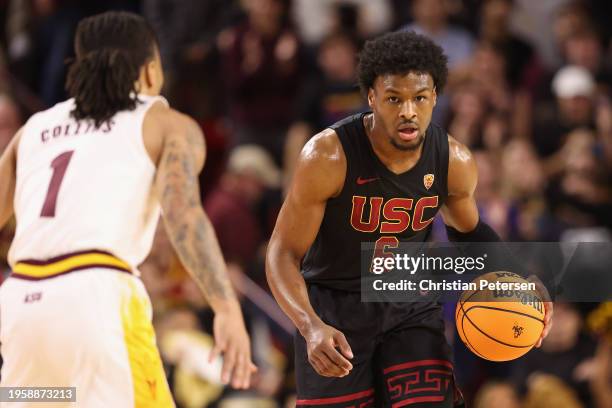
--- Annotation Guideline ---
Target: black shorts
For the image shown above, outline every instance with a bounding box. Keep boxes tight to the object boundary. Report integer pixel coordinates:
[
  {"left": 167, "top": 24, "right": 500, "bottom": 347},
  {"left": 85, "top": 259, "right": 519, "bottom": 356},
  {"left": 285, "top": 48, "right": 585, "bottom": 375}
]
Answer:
[{"left": 295, "top": 285, "right": 464, "bottom": 407}]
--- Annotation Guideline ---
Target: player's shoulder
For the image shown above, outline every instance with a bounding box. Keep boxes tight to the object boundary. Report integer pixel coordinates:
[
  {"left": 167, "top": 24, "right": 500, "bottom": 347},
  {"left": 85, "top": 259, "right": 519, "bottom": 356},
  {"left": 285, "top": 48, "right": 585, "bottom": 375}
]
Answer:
[
  {"left": 145, "top": 102, "right": 197, "bottom": 130},
  {"left": 145, "top": 103, "right": 203, "bottom": 144},
  {"left": 292, "top": 128, "right": 346, "bottom": 198},
  {"left": 300, "top": 127, "right": 345, "bottom": 169},
  {"left": 143, "top": 102, "right": 204, "bottom": 166},
  {"left": 447, "top": 134, "right": 475, "bottom": 168},
  {"left": 447, "top": 134, "right": 477, "bottom": 194},
  {"left": 24, "top": 99, "right": 74, "bottom": 127}
]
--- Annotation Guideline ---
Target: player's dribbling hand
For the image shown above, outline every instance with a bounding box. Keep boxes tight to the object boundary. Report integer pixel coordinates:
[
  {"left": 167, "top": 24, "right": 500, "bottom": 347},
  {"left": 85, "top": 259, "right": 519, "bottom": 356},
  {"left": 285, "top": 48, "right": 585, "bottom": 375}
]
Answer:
[
  {"left": 209, "top": 306, "right": 258, "bottom": 389},
  {"left": 528, "top": 275, "right": 554, "bottom": 348},
  {"left": 303, "top": 320, "right": 354, "bottom": 378}
]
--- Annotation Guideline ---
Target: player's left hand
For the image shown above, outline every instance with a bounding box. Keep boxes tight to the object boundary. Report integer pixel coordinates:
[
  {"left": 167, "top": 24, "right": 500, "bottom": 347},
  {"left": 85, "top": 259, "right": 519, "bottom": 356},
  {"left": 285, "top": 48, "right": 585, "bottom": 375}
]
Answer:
[
  {"left": 210, "top": 304, "right": 258, "bottom": 389},
  {"left": 528, "top": 275, "right": 554, "bottom": 348}
]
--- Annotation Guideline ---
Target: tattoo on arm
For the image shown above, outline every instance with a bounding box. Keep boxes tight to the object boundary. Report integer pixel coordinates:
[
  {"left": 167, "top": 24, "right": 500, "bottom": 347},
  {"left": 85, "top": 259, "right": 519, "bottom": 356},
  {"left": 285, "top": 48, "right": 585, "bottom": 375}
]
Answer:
[{"left": 157, "top": 123, "right": 234, "bottom": 303}]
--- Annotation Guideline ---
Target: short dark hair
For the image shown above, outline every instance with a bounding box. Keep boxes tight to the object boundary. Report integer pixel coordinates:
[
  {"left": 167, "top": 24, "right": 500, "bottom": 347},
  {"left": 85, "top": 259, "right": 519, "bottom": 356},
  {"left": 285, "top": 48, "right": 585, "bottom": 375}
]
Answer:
[
  {"left": 65, "top": 11, "right": 158, "bottom": 127},
  {"left": 357, "top": 31, "right": 448, "bottom": 95}
]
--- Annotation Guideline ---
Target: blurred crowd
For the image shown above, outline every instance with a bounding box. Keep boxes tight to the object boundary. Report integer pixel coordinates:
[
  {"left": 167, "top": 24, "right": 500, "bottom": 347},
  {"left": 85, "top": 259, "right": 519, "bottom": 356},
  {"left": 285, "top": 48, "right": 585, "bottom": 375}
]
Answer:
[{"left": 1, "top": 0, "right": 611, "bottom": 407}]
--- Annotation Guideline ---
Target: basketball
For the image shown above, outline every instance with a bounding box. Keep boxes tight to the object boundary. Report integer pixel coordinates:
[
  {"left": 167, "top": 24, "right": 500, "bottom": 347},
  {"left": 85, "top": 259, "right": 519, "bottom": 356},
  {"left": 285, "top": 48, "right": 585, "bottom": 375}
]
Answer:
[{"left": 455, "top": 272, "right": 545, "bottom": 361}]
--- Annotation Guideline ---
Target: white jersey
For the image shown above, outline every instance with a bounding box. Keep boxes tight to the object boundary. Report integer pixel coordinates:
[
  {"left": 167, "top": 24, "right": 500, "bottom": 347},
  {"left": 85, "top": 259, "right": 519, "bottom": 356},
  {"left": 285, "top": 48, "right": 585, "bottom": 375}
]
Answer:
[{"left": 8, "top": 95, "right": 166, "bottom": 270}]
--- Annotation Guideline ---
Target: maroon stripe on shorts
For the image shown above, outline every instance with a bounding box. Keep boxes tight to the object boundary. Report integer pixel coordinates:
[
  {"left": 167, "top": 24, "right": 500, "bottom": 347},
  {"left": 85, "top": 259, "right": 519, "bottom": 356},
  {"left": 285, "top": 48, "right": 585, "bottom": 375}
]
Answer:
[
  {"left": 10, "top": 264, "right": 132, "bottom": 281},
  {"left": 296, "top": 389, "right": 375, "bottom": 406},
  {"left": 392, "top": 395, "right": 446, "bottom": 406},
  {"left": 17, "top": 249, "right": 115, "bottom": 265},
  {"left": 383, "top": 359, "right": 453, "bottom": 375}
]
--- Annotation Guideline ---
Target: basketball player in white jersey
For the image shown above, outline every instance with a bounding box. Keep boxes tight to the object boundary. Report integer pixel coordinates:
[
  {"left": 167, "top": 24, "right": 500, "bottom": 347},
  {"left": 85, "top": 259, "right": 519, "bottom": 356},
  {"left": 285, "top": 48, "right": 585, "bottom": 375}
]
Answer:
[{"left": 0, "top": 11, "right": 256, "bottom": 407}]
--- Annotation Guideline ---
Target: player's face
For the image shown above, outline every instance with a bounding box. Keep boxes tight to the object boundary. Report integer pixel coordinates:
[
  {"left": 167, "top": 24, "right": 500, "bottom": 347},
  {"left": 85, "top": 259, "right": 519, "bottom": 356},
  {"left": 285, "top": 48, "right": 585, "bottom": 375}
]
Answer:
[{"left": 368, "top": 72, "right": 437, "bottom": 151}]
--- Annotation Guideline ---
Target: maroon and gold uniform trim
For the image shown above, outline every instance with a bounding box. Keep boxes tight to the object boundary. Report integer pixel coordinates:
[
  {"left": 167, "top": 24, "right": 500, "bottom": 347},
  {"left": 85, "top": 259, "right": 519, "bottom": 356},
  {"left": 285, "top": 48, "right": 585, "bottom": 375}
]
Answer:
[
  {"left": 296, "top": 388, "right": 375, "bottom": 406},
  {"left": 12, "top": 249, "right": 132, "bottom": 280}
]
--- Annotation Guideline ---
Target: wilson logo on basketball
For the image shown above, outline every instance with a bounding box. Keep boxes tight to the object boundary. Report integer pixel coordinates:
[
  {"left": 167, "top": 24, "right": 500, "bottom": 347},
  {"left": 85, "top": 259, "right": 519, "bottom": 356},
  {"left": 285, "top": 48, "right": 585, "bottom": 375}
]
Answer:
[{"left": 423, "top": 174, "right": 434, "bottom": 190}]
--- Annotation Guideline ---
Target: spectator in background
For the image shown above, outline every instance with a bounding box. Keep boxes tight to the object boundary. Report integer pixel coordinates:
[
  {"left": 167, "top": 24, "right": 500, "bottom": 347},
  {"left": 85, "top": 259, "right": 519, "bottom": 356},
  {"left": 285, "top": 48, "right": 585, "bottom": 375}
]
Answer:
[
  {"left": 478, "top": 0, "right": 537, "bottom": 89},
  {"left": 508, "top": 0, "right": 586, "bottom": 70},
  {"left": 551, "top": 1, "right": 593, "bottom": 66},
  {"left": 546, "top": 128, "right": 612, "bottom": 231},
  {"left": 143, "top": 0, "right": 241, "bottom": 80},
  {"left": 143, "top": 0, "right": 243, "bottom": 118},
  {"left": 473, "top": 381, "right": 521, "bottom": 408},
  {"left": 5, "top": 0, "right": 82, "bottom": 106},
  {"left": 403, "top": 0, "right": 475, "bottom": 69},
  {"left": 447, "top": 82, "right": 487, "bottom": 148},
  {"left": 0, "top": 94, "right": 21, "bottom": 153},
  {"left": 585, "top": 302, "right": 612, "bottom": 408},
  {"left": 284, "top": 31, "right": 367, "bottom": 186},
  {"left": 562, "top": 28, "right": 612, "bottom": 94},
  {"left": 597, "top": 96, "right": 612, "bottom": 168},
  {"left": 0, "top": 94, "right": 21, "bottom": 278},
  {"left": 446, "top": 43, "right": 516, "bottom": 148},
  {"left": 292, "top": 0, "right": 391, "bottom": 46},
  {"left": 5, "top": 0, "right": 38, "bottom": 93},
  {"left": 501, "top": 139, "right": 546, "bottom": 200},
  {"left": 403, "top": 0, "right": 475, "bottom": 124},
  {"left": 294, "top": 32, "right": 363, "bottom": 131},
  {"left": 523, "top": 374, "right": 584, "bottom": 408},
  {"left": 0, "top": 48, "right": 6, "bottom": 84},
  {"left": 473, "top": 150, "right": 512, "bottom": 239},
  {"left": 513, "top": 302, "right": 597, "bottom": 407},
  {"left": 219, "top": 0, "right": 304, "bottom": 165},
  {"left": 533, "top": 65, "right": 596, "bottom": 158},
  {"left": 204, "top": 145, "right": 281, "bottom": 268},
  {"left": 469, "top": 42, "right": 513, "bottom": 113},
  {"left": 500, "top": 139, "right": 551, "bottom": 240}
]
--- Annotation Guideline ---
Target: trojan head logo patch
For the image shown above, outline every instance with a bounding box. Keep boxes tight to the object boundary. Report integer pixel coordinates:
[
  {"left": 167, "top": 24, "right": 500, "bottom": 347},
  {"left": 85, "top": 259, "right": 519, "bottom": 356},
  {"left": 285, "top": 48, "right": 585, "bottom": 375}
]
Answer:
[{"left": 423, "top": 174, "right": 434, "bottom": 190}]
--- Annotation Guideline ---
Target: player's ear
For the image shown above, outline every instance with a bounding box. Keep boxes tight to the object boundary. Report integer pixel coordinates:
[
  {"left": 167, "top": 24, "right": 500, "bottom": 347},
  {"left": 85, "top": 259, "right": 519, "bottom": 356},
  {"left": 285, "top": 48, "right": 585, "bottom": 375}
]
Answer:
[
  {"left": 432, "top": 87, "right": 437, "bottom": 107},
  {"left": 367, "top": 88, "right": 374, "bottom": 109}
]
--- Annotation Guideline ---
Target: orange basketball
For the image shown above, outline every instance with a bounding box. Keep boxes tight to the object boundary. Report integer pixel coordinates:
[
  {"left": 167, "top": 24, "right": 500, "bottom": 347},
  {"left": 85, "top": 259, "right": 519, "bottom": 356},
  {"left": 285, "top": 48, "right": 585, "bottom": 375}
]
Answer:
[{"left": 455, "top": 271, "right": 545, "bottom": 361}]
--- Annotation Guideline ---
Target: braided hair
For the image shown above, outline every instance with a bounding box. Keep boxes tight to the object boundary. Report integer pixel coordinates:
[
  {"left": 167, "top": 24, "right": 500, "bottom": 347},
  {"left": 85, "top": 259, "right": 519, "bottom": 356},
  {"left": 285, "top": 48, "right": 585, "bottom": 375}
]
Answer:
[{"left": 65, "top": 11, "right": 158, "bottom": 127}]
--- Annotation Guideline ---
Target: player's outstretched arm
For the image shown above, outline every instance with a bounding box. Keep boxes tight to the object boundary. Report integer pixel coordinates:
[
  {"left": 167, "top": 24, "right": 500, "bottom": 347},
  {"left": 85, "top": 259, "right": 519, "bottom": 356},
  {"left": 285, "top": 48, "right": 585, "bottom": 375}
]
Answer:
[
  {"left": 0, "top": 130, "right": 21, "bottom": 230},
  {"left": 440, "top": 136, "right": 553, "bottom": 347},
  {"left": 266, "top": 129, "right": 354, "bottom": 378},
  {"left": 150, "top": 108, "right": 256, "bottom": 389}
]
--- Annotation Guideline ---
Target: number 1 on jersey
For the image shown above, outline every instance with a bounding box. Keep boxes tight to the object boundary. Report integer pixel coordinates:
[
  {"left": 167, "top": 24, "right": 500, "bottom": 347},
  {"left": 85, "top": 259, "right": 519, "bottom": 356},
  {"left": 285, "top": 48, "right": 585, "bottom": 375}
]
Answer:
[{"left": 40, "top": 151, "right": 74, "bottom": 217}]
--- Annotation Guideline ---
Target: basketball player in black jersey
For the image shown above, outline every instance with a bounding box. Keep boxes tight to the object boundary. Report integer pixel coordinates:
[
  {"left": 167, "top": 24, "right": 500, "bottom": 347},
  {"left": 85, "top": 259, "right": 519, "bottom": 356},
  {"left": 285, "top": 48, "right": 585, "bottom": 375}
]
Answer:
[{"left": 266, "top": 31, "right": 553, "bottom": 407}]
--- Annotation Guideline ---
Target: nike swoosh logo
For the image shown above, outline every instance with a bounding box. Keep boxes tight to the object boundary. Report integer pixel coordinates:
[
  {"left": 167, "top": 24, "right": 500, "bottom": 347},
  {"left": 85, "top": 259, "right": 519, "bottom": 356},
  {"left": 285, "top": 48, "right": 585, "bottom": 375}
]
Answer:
[{"left": 356, "top": 177, "right": 379, "bottom": 185}]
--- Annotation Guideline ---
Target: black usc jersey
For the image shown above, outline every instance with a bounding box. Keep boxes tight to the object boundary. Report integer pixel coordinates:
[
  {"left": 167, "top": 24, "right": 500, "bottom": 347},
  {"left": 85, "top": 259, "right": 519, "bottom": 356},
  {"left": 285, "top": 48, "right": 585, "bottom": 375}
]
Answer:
[{"left": 301, "top": 112, "right": 450, "bottom": 291}]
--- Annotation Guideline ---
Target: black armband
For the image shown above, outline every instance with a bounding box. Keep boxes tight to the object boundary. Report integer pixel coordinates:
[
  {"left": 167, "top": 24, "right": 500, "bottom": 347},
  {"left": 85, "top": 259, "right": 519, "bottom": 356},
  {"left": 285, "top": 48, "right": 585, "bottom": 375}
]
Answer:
[
  {"left": 446, "top": 220, "right": 512, "bottom": 275},
  {"left": 446, "top": 220, "right": 555, "bottom": 297},
  {"left": 445, "top": 220, "right": 501, "bottom": 243}
]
